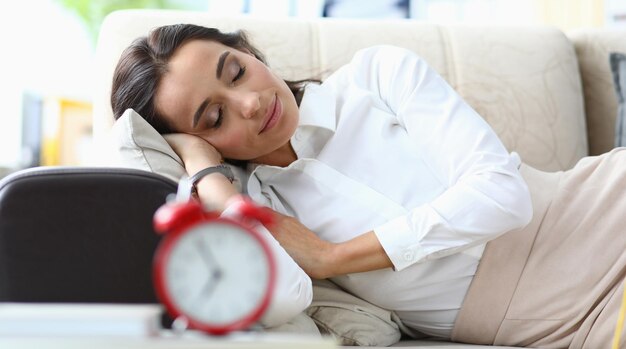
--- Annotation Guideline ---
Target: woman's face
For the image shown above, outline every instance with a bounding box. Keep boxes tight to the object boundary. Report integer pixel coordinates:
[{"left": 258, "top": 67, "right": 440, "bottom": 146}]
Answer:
[{"left": 155, "top": 39, "right": 299, "bottom": 163}]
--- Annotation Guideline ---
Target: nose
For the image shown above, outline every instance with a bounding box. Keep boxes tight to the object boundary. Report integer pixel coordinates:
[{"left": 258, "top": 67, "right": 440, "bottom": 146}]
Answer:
[{"left": 230, "top": 90, "right": 260, "bottom": 119}]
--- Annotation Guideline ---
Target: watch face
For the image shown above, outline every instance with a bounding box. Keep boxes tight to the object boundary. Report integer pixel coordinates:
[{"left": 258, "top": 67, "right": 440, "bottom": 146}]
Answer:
[{"left": 161, "top": 221, "right": 272, "bottom": 328}]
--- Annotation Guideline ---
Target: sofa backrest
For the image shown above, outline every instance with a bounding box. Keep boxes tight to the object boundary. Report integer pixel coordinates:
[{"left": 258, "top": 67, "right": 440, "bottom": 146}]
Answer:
[{"left": 94, "top": 10, "right": 589, "bottom": 171}]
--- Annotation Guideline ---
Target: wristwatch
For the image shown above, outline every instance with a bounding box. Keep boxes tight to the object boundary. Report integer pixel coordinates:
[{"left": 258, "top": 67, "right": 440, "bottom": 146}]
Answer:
[{"left": 189, "top": 165, "right": 235, "bottom": 194}]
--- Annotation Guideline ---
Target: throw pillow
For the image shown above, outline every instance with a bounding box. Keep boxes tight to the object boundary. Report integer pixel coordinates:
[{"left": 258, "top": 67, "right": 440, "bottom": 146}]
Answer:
[
  {"left": 111, "top": 109, "right": 187, "bottom": 183},
  {"left": 306, "top": 279, "right": 402, "bottom": 346},
  {"left": 610, "top": 52, "right": 626, "bottom": 147}
]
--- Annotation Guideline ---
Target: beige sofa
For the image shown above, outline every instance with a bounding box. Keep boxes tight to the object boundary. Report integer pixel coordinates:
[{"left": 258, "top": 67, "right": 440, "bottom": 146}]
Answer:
[{"left": 93, "top": 9, "right": 626, "bottom": 348}]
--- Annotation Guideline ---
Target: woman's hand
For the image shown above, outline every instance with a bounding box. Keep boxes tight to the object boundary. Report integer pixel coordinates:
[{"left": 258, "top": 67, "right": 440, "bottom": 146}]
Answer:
[
  {"left": 164, "top": 133, "right": 239, "bottom": 211},
  {"left": 266, "top": 211, "right": 337, "bottom": 279},
  {"left": 163, "top": 133, "right": 223, "bottom": 174}
]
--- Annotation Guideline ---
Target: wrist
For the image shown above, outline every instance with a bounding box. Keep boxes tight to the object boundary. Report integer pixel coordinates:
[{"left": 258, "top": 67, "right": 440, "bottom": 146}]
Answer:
[
  {"left": 321, "top": 231, "right": 393, "bottom": 277},
  {"left": 322, "top": 242, "right": 343, "bottom": 278},
  {"left": 190, "top": 165, "right": 239, "bottom": 212},
  {"left": 185, "top": 160, "right": 223, "bottom": 177},
  {"left": 190, "top": 165, "right": 234, "bottom": 184}
]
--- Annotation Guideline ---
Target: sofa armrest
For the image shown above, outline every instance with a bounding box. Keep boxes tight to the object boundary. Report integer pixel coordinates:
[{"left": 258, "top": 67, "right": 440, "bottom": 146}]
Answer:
[{"left": 0, "top": 167, "right": 176, "bottom": 303}]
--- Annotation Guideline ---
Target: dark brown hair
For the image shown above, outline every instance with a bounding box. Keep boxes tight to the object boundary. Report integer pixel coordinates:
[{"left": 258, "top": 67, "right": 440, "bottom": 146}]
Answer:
[{"left": 111, "top": 23, "right": 311, "bottom": 133}]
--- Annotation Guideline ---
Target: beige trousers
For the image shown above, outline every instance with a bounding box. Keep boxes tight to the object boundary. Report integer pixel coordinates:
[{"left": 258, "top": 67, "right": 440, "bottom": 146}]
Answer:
[{"left": 452, "top": 148, "right": 626, "bottom": 348}]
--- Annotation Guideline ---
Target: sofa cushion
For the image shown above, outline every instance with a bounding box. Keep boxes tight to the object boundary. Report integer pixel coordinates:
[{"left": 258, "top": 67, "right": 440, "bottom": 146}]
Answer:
[
  {"left": 306, "top": 279, "right": 402, "bottom": 346},
  {"left": 569, "top": 30, "right": 626, "bottom": 155},
  {"left": 111, "top": 108, "right": 186, "bottom": 183},
  {"left": 610, "top": 52, "right": 626, "bottom": 147}
]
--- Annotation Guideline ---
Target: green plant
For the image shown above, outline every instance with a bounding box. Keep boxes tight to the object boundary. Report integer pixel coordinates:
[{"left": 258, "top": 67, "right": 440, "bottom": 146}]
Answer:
[{"left": 56, "top": 0, "right": 197, "bottom": 44}]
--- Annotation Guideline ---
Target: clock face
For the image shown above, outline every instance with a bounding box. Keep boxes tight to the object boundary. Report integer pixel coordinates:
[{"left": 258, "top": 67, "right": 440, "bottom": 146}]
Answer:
[{"left": 161, "top": 221, "right": 272, "bottom": 328}]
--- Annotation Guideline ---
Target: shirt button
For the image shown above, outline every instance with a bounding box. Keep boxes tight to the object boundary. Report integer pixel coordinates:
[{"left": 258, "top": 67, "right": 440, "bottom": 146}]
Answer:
[
  {"left": 294, "top": 130, "right": 302, "bottom": 141},
  {"left": 403, "top": 250, "right": 414, "bottom": 261}
]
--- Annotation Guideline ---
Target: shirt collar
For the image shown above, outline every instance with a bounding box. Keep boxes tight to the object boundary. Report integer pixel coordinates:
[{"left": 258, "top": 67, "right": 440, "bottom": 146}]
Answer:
[
  {"left": 297, "top": 83, "right": 337, "bottom": 132},
  {"left": 289, "top": 83, "right": 337, "bottom": 159}
]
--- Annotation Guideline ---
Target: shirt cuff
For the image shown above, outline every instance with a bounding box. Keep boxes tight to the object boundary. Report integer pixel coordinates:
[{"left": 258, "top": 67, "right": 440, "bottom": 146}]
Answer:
[{"left": 373, "top": 205, "right": 441, "bottom": 271}]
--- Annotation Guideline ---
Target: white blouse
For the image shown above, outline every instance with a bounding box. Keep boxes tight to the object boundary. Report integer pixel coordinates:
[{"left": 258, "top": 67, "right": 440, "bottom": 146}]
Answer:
[{"left": 241, "top": 45, "right": 532, "bottom": 337}]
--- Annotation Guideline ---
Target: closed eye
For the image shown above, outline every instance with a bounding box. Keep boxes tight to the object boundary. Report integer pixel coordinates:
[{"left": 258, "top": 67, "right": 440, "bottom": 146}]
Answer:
[
  {"left": 233, "top": 66, "right": 246, "bottom": 82},
  {"left": 212, "top": 108, "right": 224, "bottom": 129},
  {"left": 204, "top": 105, "right": 223, "bottom": 130}
]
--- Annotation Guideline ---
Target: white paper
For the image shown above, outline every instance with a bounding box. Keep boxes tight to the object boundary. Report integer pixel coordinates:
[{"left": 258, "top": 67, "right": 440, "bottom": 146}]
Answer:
[{"left": 0, "top": 303, "right": 162, "bottom": 337}]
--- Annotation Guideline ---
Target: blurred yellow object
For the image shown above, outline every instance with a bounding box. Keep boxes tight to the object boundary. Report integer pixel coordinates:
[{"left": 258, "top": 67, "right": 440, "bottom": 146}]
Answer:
[
  {"left": 41, "top": 98, "right": 93, "bottom": 166},
  {"left": 40, "top": 137, "right": 60, "bottom": 167},
  {"left": 612, "top": 278, "right": 626, "bottom": 349}
]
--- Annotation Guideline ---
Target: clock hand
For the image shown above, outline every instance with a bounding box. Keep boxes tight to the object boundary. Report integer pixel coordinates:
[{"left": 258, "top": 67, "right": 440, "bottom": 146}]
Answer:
[
  {"left": 194, "top": 239, "right": 222, "bottom": 272},
  {"left": 203, "top": 240, "right": 222, "bottom": 269},
  {"left": 196, "top": 268, "right": 223, "bottom": 303},
  {"left": 194, "top": 240, "right": 210, "bottom": 265}
]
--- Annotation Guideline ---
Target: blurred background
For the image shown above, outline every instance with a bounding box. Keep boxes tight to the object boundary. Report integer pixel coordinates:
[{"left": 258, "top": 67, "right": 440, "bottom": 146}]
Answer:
[{"left": 0, "top": 0, "right": 624, "bottom": 178}]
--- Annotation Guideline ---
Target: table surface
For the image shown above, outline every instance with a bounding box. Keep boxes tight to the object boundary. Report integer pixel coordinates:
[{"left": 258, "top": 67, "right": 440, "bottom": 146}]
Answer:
[
  {"left": 0, "top": 331, "right": 337, "bottom": 349},
  {"left": 0, "top": 303, "right": 338, "bottom": 348}
]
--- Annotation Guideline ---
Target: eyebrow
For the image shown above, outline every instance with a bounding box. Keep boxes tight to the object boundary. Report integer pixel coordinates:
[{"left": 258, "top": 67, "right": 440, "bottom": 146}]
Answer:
[
  {"left": 193, "top": 99, "right": 209, "bottom": 128},
  {"left": 192, "top": 51, "right": 230, "bottom": 128},
  {"left": 216, "top": 51, "right": 230, "bottom": 79}
]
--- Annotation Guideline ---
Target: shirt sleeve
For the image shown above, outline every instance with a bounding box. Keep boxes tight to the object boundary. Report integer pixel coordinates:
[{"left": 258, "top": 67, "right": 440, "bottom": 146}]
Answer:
[
  {"left": 348, "top": 46, "right": 533, "bottom": 271},
  {"left": 220, "top": 202, "right": 313, "bottom": 327}
]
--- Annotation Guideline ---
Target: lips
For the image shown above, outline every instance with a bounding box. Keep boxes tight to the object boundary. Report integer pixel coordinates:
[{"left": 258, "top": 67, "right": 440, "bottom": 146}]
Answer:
[{"left": 259, "top": 94, "right": 282, "bottom": 134}]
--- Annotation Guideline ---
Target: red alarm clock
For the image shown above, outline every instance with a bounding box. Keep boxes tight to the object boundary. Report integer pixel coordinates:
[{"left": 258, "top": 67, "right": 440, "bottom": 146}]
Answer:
[{"left": 152, "top": 195, "right": 276, "bottom": 335}]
